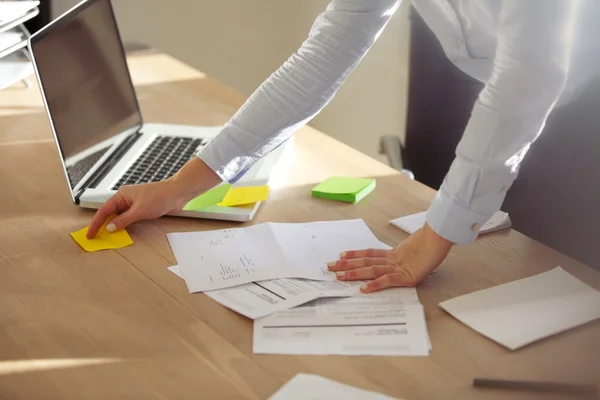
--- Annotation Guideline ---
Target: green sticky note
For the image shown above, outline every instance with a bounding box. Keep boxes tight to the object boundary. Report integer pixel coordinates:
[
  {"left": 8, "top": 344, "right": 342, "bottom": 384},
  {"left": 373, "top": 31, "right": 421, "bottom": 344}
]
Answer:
[
  {"left": 183, "top": 184, "right": 232, "bottom": 211},
  {"left": 311, "top": 176, "right": 376, "bottom": 204}
]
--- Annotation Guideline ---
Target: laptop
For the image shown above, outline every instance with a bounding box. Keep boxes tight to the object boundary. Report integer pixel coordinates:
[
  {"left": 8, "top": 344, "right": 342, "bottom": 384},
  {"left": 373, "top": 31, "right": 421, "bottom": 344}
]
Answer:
[{"left": 28, "top": 0, "right": 289, "bottom": 222}]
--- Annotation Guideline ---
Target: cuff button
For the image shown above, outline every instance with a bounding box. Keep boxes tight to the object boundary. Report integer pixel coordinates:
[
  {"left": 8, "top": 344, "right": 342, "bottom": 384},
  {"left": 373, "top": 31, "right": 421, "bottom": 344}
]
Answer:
[{"left": 471, "top": 223, "right": 479, "bottom": 231}]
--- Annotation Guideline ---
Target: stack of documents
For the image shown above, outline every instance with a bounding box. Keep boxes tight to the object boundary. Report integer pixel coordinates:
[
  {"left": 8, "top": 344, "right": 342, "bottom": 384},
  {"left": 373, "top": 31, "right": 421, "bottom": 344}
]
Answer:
[
  {"left": 0, "top": 30, "right": 24, "bottom": 54},
  {"left": 167, "top": 219, "right": 390, "bottom": 292},
  {"left": 169, "top": 267, "right": 431, "bottom": 356},
  {"left": 391, "top": 210, "right": 511, "bottom": 235},
  {"left": 254, "top": 289, "right": 431, "bottom": 356},
  {"left": 440, "top": 267, "right": 600, "bottom": 350},
  {"left": 169, "top": 266, "right": 373, "bottom": 319},
  {"left": 166, "top": 219, "right": 431, "bottom": 356},
  {"left": 0, "top": 1, "right": 40, "bottom": 26}
]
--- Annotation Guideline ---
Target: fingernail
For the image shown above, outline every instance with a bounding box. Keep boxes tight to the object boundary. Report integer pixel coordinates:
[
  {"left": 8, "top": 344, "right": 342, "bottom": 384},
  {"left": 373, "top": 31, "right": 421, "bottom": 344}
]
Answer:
[
  {"left": 336, "top": 271, "right": 345, "bottom": 278},
  {"left": 106, "top": 223, "right": 116, "bottom": 233},
  {"left": 327, "top": 261, "right": 336, "bottom": 269},
  {"left": 339, "top": 251, "right": 346, "bottom": 258},
  {"left": 360, "top": 284, "right": 368, "bottom": 291}
]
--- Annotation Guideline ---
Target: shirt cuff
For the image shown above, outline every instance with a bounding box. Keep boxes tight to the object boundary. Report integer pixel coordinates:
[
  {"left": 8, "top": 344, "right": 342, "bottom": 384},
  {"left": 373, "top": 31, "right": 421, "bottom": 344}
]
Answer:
[
  {"left": 196, "top": 131, "right": 254, "bottom": 183},
  {"left": 426, "top": 186, "right": 494, "bottom": 245}
]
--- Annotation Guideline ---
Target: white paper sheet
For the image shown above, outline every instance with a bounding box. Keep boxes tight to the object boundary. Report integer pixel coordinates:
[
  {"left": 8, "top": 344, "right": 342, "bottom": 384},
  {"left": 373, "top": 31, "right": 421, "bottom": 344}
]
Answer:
[
  {"left": 168, "top": 265, "right": 376, "bottom": 319},
  {"left": 253, "top": 290, "right": 430, "bottom": 356},
  {"left": 0, "top": 1, "right": 39, "bottom": 25},
  {"left": 167, "top": 219, "right": 389, "bottom": 292},
  {"left": 0, "top": 52, "right": 32, "bottom": 90},
  {"left": 439, "top": 267, "right": 600, "bottom": 350},
  {"left": 0, "top": 31, "right": 23, "bottom": 52},
  {"left": 390, "top": 210, "right": 510, "bottom": 235},
  {"left": 268, "top": 374, "right": 401, "bottom": 400}
]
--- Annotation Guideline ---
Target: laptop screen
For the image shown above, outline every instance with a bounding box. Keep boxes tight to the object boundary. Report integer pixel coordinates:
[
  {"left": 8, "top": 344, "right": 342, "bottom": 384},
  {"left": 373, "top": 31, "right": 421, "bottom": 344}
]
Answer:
[{"left": 30, "top": 0, "right": 141, "bottom": 190}]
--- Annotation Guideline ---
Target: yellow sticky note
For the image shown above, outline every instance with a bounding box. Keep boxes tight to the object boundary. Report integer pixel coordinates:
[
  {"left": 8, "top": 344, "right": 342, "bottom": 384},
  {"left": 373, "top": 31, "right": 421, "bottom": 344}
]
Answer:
[
  {"left": 70, "top": 214, "right": 133, "bottom": 252},
  {"left": 217, "top": 185, "right": 269, "bottom": 207}
]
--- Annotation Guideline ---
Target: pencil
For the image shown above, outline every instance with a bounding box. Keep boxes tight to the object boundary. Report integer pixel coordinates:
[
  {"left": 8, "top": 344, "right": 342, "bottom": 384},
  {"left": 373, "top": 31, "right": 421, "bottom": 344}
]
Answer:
[{"left": 473, "top": 378, "right": 598, "bottom": 395}]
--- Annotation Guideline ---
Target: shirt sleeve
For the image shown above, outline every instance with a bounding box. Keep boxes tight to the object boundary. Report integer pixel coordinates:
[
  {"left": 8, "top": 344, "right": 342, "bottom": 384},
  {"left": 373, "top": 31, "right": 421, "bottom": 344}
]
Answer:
[
  {"left": 426, "top": 0, "right": 580, "bottom": 244},
  {"left": 196, "top": 0, "right": 400, "bottom": 182}
]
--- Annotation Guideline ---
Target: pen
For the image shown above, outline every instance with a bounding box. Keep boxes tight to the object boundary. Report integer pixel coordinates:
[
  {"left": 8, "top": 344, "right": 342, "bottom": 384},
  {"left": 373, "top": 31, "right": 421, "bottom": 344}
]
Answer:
[{"left": 473, "top": 378, "right": 598, "bottom": 396}]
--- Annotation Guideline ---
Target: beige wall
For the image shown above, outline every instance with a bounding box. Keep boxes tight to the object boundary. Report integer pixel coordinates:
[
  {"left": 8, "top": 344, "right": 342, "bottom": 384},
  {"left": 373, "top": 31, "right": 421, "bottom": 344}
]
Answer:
[{"left": 53, "top": 0, "right": 411, "bottom": 161}]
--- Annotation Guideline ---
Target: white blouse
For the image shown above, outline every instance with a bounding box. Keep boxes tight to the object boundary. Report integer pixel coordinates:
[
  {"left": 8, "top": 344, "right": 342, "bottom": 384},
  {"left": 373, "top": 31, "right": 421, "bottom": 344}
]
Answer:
[{"left": 197, "top": 0, "right": 599, "bottom": 244}]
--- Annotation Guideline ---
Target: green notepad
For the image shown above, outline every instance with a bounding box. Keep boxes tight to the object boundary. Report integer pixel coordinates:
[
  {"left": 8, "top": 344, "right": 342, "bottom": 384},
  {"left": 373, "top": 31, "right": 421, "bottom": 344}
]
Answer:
[
  {"left": 311, "top": 176, "right": 376, "bottom": 204},
  {"left": 183, "top": 184, "right": 232, "bottom": 211}
]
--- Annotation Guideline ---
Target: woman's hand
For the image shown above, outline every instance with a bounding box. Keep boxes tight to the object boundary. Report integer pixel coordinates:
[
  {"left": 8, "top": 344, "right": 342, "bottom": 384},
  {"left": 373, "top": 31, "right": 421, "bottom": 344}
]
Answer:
[
  {"left": 86, "top": 157, "right": 221, "bottom": 239},
  {"left": 328, "top": 223, "right": 453, "bottom": 293}
]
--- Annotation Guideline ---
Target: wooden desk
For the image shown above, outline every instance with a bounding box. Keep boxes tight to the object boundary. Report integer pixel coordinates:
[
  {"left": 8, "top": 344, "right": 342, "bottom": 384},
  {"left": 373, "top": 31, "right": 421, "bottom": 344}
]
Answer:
[{"left": 1, "top": 52, "right": 599, "bottom": 400}]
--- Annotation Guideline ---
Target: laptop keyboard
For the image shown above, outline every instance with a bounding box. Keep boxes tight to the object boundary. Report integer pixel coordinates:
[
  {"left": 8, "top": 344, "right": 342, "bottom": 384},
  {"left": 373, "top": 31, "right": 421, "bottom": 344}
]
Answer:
[
  {"left": 67, "top": 146, "right": 110, "bottom": 188},
  {"left": 112, "top": 136, "right": 207, "bottom": 190}
]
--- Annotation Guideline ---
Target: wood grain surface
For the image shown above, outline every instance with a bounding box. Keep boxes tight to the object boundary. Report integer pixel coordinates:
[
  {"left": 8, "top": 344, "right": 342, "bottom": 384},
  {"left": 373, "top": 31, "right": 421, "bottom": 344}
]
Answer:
[{"left": 1, "top": 51, "right": 599, "bottom": 400}]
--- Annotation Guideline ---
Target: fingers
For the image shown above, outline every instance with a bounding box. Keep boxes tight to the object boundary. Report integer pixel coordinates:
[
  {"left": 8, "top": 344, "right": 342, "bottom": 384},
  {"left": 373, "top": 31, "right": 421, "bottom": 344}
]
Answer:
[
  {"left": 360, "top": 273, "right": 415, "bottom": 293},
  {"left": 105, "top": 208, "right": 139, "bottom": 233},
  {"left": 340, "top": 248, "right": 391, "bottom": 259},
  {"left": 328, "top": 257, "right": 391, "bottom": 271},
  {"left": 86, "top": 194, "right": 123, "bottom": 238},
  {"left": 335, "top": 264, "right": 395, "bottom": 280}
]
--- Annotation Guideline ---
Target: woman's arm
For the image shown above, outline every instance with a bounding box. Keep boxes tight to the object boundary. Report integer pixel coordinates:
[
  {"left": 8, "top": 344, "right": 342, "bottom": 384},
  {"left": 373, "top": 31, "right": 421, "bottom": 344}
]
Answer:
[
  {"left": 426, "top": 0, "right": 580, "bottom": 244},
  {"left": 87, "top": 0, "right": 400, "bottom": 238},
  {"left": 197, "top": 0, "right": 400, "bottom": 182}
]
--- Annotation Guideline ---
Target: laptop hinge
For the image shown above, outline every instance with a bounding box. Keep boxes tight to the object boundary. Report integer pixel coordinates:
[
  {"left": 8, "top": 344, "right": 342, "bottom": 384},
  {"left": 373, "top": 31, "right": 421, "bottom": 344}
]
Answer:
[{"left": 74, "top": 129, "right": 143, "bottom": 205}]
